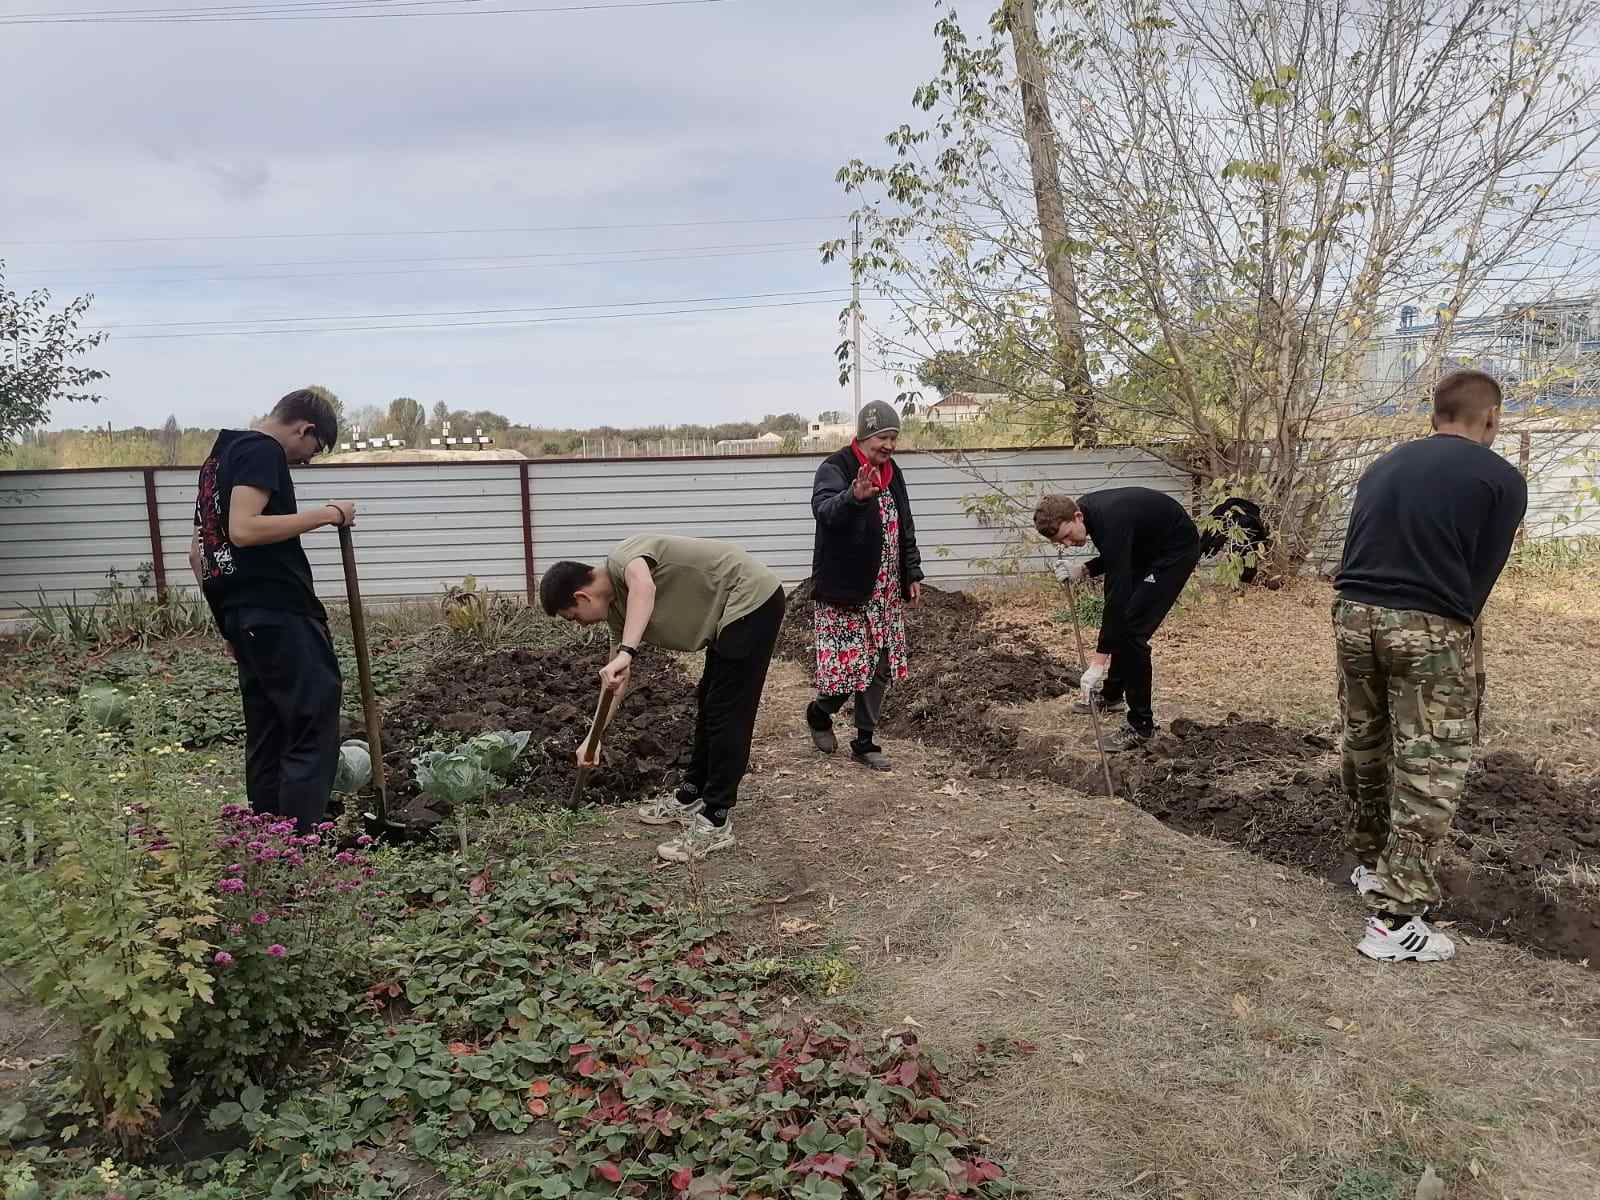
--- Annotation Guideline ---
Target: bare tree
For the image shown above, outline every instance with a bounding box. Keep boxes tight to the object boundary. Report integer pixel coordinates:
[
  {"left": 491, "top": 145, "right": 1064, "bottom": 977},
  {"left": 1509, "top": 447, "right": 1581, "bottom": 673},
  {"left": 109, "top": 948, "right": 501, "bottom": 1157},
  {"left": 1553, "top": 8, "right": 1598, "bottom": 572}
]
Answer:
[{"left": 832, "top": 0, "right": 1600, "bottom": 567}]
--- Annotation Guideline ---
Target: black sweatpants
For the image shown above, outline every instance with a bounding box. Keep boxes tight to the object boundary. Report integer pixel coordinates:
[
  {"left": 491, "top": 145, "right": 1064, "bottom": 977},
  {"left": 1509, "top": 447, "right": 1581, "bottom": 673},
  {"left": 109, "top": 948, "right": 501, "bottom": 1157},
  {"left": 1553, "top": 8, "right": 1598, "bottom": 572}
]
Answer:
[
  {"left": 223, "top": 607, "right": 343, "bottom": 833},
  {"left": 685, "top": 586, "right": 787, "bottom": 820},
  {"left": 1100, "top": 545, "right": 1201, "bottom": 735}
]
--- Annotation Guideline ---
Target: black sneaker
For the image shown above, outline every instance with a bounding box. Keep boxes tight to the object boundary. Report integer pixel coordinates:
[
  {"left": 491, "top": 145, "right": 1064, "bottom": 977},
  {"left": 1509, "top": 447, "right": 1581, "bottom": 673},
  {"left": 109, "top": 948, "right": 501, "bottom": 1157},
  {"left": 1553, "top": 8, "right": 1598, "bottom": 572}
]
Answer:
[
  {"left": 850, "top": 737, "right": 891, "bottom": 771},
  {"left": 806, "top": 702, "right": 838, "bottom": 754},
  {"left": 1103, "top": 724, "right": 1153, "bottom": 753},
  {"left": 1072, "top": 695, "right": 1126, "bottom": 715}
]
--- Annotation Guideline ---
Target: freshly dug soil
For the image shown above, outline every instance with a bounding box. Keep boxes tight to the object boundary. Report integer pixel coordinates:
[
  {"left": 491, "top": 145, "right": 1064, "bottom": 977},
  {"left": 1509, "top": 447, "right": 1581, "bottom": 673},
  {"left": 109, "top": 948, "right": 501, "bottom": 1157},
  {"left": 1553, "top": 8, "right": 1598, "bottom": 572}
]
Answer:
[
  {"left": 381, "top": 644, "right": 697, "bottom": 821},
  {"left": 778, "top": 579, "right": 1081, "bottom": 759},
  {"left": 1119, "top": 716, "right": 1600, "bottom": 966}
]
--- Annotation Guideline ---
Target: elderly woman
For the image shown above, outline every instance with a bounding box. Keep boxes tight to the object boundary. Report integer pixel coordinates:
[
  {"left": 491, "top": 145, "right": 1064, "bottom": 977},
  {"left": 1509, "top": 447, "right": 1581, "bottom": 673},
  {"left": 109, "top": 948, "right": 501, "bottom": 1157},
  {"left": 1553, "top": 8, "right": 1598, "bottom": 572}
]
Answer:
[{"left": 804, "top": 400, "right": 923, "bottom": 770}]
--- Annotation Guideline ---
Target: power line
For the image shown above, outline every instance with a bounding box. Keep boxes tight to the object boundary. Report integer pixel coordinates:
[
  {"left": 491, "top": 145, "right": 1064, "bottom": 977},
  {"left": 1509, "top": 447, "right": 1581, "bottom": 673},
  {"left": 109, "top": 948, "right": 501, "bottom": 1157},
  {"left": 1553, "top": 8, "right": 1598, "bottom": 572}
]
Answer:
[
  {"left": 15, "top": 238, "right": 823, "bottom": 276},
  {"left": 106, "top": 295, "right": 860, "bottom": 339},
  {"left": 0, "top": 214, "right": 845, "bottom": 248},
  {"left": 0, "top": 0, "right": 730, "bottom": 26},
  {"left": 24, "top": 243, "right": 824, "bottom": 288},
  {"left": 87, "top": 286, "right": 850, "bottom": 329}
]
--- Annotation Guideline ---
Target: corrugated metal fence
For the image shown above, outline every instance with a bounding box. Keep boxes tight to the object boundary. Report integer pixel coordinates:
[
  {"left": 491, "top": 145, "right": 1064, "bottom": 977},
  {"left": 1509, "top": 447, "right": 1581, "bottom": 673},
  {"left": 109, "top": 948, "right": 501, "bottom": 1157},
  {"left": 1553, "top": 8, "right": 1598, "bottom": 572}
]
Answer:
[
  {"left": 0, "top": 446, "right": 1184, "bottom": 614},
  {"left": 2, "top": 435, "right": 1594, "bottom": 616}
]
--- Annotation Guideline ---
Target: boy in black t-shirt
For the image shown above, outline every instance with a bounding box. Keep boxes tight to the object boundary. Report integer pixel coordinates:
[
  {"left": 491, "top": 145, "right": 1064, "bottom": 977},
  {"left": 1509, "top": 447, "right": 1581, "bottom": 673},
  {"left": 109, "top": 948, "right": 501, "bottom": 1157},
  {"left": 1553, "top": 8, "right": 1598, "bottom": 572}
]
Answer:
[{"left": 190, "top": 389, "right": 357, "bottom": 832}]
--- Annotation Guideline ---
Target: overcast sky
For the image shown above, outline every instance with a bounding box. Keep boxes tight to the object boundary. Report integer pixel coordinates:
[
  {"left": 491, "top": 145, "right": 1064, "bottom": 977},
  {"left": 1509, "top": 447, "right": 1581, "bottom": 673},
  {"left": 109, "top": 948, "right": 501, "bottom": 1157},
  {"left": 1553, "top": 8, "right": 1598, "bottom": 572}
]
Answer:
[{"left": 2, "top": 0, "right": 949, "bottom": 432}]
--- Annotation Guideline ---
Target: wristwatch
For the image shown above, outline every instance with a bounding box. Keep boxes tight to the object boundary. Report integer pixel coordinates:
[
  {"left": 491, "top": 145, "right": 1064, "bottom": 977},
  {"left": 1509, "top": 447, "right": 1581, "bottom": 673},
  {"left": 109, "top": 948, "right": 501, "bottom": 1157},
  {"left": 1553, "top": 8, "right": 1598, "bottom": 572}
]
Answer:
[{"left": 618, "top": 644, "right": 639, "bottom": 659}]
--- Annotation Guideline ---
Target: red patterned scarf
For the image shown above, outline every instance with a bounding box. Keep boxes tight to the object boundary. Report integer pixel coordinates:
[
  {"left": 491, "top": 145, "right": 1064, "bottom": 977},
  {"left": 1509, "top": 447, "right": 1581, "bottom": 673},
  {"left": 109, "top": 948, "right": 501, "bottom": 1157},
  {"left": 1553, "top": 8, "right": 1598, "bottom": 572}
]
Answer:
[{"left": 850, "top": 439, "right": 895, "bottom": 491}]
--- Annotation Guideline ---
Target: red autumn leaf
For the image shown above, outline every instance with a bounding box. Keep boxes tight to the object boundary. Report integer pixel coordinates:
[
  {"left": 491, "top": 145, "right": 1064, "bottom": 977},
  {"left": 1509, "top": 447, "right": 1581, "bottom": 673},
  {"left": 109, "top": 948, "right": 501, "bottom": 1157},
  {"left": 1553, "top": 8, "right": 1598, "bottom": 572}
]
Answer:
[
  {"left": 569, "top": 1043, "right": 596, "bottom": 1058},
  {"left": 778, "top": 1124, "right": 803, "bottom": 1142},
  {"left": 892, "top": 1060, "right": 918, "bottom": 1087},
  {"left": 467, "top": 870, "right": 491, "bottom": 896},
  {"left": 964, "top": 1159, "right": 1005, "bottom": 1184},
  {"left": 594, "top": 1161, "right": 622, "bottom": 1183},
  {"left": 1015, "top": 1040, "right": 1038, "bottom": 1055},
  {"left": 578, "top": 1055, "right": 600, "bottom": 1078},
  {"left": 670, "top": 1168, "right": 692, "bottom": 1192},
  {"left": 447, "top": 1041, "right": 474, "bottom": 1056},
  {"left": 799, "top": 1154, "right": 854, "bottom": 1178},
  {"left": 526, "top": 1098, "right": 548, "bottom": 1116},
  {"left": 669, "top": 998, "right": 695, "bottom": 1015},
  {"left": 529, "top": 1080, "right": 551, "bottom": 1097},
  {"left": 635, "top": 978, "right": 656, "bottom": 994}
]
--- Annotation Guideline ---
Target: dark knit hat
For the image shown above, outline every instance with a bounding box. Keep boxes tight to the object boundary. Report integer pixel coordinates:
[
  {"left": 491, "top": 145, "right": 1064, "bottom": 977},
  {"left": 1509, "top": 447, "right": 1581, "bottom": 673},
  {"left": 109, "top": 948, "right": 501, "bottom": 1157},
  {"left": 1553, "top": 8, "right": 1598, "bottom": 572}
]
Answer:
[{"left": 856, "top": 400, "right": 901, "bottom": 440}]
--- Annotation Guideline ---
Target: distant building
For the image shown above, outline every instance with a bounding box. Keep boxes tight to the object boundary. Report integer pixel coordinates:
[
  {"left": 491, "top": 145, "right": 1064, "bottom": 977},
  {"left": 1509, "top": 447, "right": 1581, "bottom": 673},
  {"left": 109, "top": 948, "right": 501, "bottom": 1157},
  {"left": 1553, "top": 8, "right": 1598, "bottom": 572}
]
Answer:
[
  {"left": 1359, "top": 295, "right": 1600, "bottom": 411},
  {"left": 713, "top": 431, "right": 785, "bottom": 455},
  {"left": 801, "top": 417, "right": 855, "bottom": 450},
  {"left": 924, "top": 392, "right": 1001, "bottom": 423}
]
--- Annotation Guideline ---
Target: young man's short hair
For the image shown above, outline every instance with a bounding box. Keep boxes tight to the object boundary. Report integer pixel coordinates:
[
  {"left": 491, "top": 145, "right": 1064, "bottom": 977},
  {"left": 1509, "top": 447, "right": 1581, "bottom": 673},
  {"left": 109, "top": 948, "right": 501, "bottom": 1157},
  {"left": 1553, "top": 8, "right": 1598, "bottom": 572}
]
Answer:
[
  {"left": 539, "top": 560, "right": 597, "bottom": 616},
  {"left": 1032, "top": 494, "right": 1081, "bottom": 539},
  {"left": 272, "top": 388, "right": 339, "bottom": 451},
  {"left": 1433, "top": 369, "right": 1502, "bottom": 425}
]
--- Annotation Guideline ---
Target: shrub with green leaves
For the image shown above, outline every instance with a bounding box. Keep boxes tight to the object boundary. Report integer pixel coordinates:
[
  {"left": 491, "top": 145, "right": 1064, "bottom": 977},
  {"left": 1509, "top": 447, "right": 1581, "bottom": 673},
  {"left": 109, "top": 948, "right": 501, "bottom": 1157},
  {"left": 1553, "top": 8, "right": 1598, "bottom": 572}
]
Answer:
[{"left": 0, "top": 694, "right": 375, "bottom": 1144}]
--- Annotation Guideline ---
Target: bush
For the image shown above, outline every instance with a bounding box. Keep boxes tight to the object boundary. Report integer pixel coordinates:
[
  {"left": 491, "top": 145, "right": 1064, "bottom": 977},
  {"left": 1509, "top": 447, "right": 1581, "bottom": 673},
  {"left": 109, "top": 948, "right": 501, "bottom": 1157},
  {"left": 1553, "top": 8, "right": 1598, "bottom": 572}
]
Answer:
[
  {"left": 0, "top": 693, "right": 375, "bottom": 1145},
  {"left": 171, "top": 807, "right": 377, "bottom": 1106}
]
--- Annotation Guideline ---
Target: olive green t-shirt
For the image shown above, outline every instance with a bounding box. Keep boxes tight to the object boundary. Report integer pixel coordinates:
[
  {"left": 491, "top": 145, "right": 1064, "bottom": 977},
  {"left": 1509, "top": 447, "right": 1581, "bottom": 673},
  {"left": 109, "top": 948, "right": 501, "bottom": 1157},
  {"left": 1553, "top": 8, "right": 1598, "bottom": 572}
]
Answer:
[{"left": 606, "top": 534, "right": 782, "bottom": 652}]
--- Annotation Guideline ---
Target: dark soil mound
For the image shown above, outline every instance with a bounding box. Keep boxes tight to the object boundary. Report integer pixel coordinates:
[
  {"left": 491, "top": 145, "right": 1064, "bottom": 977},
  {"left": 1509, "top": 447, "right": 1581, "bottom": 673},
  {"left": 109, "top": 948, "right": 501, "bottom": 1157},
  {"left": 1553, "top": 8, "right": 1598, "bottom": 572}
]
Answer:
[
  {"left": 382, "top": 644, "right": 696, "bottom": 821},
  {"left": 1122, "top": 716, "right": 1600, "bottom": 965},
  {"left": 778, "top": 578, "right": 1081, "bottom": 761}
]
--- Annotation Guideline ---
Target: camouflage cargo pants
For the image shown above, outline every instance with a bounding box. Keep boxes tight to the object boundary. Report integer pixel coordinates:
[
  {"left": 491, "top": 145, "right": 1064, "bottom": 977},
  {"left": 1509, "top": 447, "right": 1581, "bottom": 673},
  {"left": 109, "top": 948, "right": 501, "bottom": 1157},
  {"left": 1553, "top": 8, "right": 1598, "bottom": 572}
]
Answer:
[{"left": 1333, "top": 599, "right": 1478, "bottom": 916}]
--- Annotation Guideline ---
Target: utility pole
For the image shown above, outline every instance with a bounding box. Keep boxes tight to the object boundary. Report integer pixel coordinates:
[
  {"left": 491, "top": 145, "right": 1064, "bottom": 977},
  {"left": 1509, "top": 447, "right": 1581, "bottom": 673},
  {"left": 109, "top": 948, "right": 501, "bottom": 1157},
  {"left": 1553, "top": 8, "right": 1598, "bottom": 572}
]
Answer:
[
  {"left": 851, "top": 215, "right": 863, "bottom": 418},
  {"left": 1005, "top": 0, "right": 1095, "bottom": 446}
]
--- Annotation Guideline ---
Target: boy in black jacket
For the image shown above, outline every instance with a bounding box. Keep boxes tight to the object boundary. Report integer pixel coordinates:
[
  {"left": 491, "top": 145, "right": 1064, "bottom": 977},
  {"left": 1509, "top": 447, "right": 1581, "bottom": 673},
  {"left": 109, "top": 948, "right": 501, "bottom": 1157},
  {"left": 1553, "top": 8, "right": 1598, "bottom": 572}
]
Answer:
[
  {"left": 1034, "top": 488, "right": 1201, "bottom": 749},
  {"left": 189, "top": 389, "right": 354, "bottom": 832}
]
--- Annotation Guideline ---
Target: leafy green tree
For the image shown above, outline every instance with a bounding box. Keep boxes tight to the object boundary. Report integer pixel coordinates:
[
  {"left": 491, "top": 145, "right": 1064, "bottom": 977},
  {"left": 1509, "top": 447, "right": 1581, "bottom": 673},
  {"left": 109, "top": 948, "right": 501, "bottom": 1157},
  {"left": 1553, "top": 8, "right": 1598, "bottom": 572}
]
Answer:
[
  {"left": 1, "top": 260, "right": 107, "bottom": 453},
  {"left": 386, "top": 397, "right": 426, "bottom": 445}
]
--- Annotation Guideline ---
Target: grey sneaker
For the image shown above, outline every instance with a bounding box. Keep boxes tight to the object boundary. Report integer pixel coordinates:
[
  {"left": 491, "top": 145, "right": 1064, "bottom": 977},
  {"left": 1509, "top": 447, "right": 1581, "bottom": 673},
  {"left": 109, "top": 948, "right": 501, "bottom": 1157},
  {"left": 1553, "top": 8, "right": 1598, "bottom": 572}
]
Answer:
[
  {"left": 806, "top": 702, "right": 838, "bottom": 753},
  {"left": 851, "top": 739, "right": 892, "bottom": 771},
  {"left": 657, "top": 813, "right": 735, "bottom": 863},
  {"left": 636, "top": 791, "right": 704, "bottom": 826}
]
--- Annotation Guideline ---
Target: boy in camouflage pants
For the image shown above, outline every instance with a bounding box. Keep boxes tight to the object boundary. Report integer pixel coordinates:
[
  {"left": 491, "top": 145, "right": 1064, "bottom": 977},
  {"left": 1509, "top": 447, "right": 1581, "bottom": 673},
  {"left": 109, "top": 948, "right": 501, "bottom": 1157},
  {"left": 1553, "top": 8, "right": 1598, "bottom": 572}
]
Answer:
[{"left": 1333, "top": 369, "right": 1526, "bottom": 962}]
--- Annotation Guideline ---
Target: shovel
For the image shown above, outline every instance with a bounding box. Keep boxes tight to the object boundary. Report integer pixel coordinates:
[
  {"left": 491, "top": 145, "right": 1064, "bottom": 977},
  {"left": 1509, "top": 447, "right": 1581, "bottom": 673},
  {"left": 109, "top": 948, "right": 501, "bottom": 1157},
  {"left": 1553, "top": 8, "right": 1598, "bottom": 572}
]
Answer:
[
  {"left": 338, "top": 525, "right": 391, "bottom": 828},
  {"left": 1061, "top": 573, "right": 1118, "bottom": 802},
  {"left": 569, "top": 685, "right": 619, "bottom": 809}
]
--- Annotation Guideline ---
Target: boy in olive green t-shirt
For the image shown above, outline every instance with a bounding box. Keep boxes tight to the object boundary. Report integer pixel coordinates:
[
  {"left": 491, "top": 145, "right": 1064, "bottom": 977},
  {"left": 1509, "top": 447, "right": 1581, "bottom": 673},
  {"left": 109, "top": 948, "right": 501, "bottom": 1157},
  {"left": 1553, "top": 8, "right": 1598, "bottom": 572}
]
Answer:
[{"left": 539, "top": 535, "right": 786, "bottom": 864}]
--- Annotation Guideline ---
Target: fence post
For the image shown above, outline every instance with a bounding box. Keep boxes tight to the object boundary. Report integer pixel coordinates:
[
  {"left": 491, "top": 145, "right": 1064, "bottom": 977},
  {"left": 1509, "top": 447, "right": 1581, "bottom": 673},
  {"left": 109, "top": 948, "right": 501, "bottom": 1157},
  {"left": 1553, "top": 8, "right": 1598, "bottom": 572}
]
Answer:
[
  {"left": 1516, "top": 431, "right": 1531, "bottom": 545},
  {"left": 519, "top": 461, "right": 535, "bottom": 603},
  {"left": 142, "top": 468, "right": 168, "bottom": 600}
]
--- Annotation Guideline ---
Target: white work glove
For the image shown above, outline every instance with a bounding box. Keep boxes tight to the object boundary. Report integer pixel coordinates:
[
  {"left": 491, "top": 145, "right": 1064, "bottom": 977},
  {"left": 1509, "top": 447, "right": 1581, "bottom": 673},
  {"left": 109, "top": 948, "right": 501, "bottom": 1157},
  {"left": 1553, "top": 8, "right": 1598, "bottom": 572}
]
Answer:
[
  {"left": 1080, "top": 660, "right": 1108, "bottom": 704},
  {"left": 1052, "top": 557, "right": 1088, "bottom": 585}
]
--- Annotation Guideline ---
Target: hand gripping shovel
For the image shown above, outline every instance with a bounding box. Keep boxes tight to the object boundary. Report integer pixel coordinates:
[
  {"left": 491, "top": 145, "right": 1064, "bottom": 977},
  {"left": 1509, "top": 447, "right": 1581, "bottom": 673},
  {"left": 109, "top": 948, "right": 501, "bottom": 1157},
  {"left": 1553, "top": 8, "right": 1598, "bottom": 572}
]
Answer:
[
  {"left": 337, "top": 525, "right": 393, "bottom": 831},
  {"left": 569, "top": 685, "right": 619, "bottom": 809},
  {"left": 1061, "top": 573, "right": 1118, "bottom": 802}
]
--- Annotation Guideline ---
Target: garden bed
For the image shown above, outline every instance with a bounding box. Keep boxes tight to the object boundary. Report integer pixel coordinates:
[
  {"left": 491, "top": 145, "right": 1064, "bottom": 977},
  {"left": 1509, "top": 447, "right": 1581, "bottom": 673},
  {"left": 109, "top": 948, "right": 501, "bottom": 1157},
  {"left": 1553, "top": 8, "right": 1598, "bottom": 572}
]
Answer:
[{"left": 382, "top": 643, "right": 698, "bottom": 820}]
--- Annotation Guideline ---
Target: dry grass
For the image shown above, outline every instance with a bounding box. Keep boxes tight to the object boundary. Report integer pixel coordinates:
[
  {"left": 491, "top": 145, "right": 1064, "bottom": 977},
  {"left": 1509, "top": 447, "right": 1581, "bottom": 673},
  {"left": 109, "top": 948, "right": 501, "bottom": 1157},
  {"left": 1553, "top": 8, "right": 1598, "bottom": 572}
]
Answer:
[
  {"left": 977, "top": 564, "right": 1600, "bottom": 777},
  {"left": 580, "top": 661, "right": 1600, "bottom": 1200}
]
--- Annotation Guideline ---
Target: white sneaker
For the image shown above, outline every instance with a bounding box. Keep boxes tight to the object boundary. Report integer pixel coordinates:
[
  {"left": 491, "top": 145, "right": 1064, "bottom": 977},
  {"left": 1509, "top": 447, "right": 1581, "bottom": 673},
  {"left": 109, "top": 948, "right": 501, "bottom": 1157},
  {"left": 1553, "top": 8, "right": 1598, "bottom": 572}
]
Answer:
[
  {"left": 656, "top": 814, "right": 735, "bottom": 863},
  {"left": 1350, "top": 865, "right": 1381, "bottom": 895},
  {"left": 1356, "top": 914, "right": 1455, "bottom": 963},
  {"left": 636, "top": 792, "right": 704, "bottom": 826}
]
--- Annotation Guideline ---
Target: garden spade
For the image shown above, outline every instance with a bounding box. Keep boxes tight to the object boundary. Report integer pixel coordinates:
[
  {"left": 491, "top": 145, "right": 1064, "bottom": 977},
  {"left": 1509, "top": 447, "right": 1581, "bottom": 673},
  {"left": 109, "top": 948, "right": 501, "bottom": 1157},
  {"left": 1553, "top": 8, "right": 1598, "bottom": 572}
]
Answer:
[
  {"left": 1061, "top": 574, "right": 1118, "bottom": 802},
  {"left": 338, "top": 525, "right": 391, "bottom": 829},
  {"left": 569, "top": 685, "right": 619, "bottom": 808}
]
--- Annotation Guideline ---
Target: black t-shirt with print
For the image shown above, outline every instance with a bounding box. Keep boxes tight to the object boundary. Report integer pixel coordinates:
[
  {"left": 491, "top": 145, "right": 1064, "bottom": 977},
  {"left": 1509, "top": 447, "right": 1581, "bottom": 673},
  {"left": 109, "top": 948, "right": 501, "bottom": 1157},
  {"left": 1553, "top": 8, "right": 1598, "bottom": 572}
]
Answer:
[{"left": 195, "top": 429, "right": 326, "bottom": 627}]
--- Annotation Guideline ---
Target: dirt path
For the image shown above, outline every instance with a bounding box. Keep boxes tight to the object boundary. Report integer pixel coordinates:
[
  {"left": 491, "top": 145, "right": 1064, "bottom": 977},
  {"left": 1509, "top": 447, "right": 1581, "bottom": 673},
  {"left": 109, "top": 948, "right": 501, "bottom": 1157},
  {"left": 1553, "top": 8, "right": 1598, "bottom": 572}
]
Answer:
[{"left": 574, "top": 663, "right": 1600, "bottom": 1200}]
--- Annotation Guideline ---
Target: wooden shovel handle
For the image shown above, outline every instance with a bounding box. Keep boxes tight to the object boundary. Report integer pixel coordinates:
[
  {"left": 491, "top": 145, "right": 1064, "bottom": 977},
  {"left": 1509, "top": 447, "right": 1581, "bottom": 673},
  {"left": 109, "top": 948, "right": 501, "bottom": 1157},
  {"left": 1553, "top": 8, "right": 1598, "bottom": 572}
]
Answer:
[{"left": 568, "top": 686, "right": 620, "bottom": 807}]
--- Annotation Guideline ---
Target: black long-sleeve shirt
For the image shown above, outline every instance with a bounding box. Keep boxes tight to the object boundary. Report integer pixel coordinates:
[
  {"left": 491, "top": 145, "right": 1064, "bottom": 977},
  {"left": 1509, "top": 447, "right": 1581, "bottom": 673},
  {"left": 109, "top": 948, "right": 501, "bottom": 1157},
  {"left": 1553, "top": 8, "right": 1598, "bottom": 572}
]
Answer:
[
  {"left": 1080, "top": 487, "right": 1200, "bottom": 654},
  {"left": 1335, "top": 434, "right": 1527, "bottom": 626}
]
